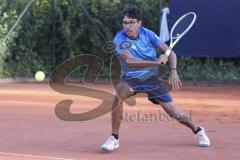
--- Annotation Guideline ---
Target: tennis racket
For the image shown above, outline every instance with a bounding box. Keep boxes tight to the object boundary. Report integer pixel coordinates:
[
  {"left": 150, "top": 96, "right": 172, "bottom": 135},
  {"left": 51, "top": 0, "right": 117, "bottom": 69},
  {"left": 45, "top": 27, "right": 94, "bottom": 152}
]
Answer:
[
  {"left": 165, "top": 12, "right": 197, "bottom": 56},
  {"left": 159, "top": 12, "right": 197, "bottom": 91}
]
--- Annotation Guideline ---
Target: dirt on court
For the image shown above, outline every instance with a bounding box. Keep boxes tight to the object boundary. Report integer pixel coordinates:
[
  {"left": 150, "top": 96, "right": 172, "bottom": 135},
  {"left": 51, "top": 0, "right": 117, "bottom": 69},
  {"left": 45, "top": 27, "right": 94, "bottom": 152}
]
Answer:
[{"left": 0, "top": 83, "right": 239, "bottom": 160}]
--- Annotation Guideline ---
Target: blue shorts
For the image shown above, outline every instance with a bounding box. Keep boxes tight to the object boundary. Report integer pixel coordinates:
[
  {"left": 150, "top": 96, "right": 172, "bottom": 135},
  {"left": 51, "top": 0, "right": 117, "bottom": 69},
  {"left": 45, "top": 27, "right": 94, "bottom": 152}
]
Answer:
[{"left": 121, "top": 76, "right": 173, "bottom": 104}]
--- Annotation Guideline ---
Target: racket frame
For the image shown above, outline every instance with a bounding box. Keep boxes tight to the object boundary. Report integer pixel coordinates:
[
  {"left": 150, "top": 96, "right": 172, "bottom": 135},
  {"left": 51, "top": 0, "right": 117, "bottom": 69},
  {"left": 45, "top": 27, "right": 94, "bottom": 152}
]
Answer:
[{"left": 165, "top": 12, "right": 197, "bottom": 56}]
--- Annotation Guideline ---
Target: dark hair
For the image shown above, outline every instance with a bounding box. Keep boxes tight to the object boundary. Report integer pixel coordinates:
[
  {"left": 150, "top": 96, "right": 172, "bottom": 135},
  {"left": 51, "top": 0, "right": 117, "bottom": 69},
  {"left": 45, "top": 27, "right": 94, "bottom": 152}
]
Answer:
[{"left": 122, "top": 5, "right": 143, "bottom": 21}]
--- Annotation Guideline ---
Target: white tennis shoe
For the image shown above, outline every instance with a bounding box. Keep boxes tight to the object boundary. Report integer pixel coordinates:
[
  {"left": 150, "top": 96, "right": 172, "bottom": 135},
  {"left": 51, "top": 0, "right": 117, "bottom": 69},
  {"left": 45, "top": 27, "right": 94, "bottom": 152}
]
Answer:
[
  {"left": 196, "top": 127, "right": 210, "bottom": 147},
  {"left": 100, "top": 135, "right": 119, "bottom": 152}
]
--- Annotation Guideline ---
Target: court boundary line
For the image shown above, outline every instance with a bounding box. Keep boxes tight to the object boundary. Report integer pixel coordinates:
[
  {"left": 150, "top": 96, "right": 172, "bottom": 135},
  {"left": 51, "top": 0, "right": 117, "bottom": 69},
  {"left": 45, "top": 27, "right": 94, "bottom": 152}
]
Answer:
[{"left": 0, "top": 152, "right": 76, "bottom": 160}]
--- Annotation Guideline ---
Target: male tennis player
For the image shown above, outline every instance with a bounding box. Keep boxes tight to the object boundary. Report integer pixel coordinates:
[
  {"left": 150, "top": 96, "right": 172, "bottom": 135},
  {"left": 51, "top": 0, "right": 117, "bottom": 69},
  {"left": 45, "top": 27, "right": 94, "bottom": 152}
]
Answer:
[{"left": 100, "top": 5, "right": 210, "bottom": 152}]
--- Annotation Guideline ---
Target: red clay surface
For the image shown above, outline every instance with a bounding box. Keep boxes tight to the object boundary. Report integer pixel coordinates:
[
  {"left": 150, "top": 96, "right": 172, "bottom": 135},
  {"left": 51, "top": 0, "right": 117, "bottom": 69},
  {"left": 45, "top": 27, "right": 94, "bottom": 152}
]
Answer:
[{"left": 0, "top": 83, "right": 240, "bottom": 160}]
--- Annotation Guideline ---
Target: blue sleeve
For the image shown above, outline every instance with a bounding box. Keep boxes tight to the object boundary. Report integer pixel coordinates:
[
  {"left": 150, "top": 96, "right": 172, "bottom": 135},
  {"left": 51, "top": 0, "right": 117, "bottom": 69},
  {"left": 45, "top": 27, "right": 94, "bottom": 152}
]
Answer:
[
  {"left": 113, "top": 36, "right": 122, "bottom": 55},
  {"left": 113, "top": 32, "right": 130, "bottom": 55},
  {"left": 147, "top": 30, "right": 163, "bottom": 47}
]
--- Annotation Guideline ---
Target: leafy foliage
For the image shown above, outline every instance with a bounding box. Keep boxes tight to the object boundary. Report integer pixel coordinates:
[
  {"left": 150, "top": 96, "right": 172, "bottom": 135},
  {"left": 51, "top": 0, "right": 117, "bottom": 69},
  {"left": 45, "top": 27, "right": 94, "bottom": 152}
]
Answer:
[{"left": 0, "top": 0, "right": 239, "bottom": 82}]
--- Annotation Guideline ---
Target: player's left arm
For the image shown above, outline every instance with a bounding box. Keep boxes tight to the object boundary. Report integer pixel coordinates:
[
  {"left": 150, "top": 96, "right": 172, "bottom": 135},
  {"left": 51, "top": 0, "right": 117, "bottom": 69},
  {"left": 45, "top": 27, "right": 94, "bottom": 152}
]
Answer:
[{"left": 158, "top": 43, "right": 182, "bottom": 90}]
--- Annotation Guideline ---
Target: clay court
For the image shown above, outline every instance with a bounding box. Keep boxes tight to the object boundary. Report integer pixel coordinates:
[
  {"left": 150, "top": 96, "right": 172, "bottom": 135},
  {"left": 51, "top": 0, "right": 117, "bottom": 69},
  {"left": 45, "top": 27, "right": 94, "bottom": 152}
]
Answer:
[{"left": 0, "top": 82, "right": 239, "bottom": 160}]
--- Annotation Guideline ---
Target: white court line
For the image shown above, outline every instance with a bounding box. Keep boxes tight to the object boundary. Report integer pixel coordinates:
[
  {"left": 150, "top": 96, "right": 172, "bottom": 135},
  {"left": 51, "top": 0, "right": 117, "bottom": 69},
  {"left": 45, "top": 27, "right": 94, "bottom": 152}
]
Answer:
[
  {"left": 0, "top": 152, "right": 76, "bottom": 160},
  {"left": 0, "top": 101, "right": 52, "bottom": 105}
]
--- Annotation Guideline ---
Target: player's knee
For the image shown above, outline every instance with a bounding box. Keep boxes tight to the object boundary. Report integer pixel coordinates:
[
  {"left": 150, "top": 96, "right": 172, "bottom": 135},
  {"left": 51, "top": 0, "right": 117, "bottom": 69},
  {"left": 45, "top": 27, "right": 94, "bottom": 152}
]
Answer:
[{"left": 116, "top": 82, "right": 134, "bottom": 100}]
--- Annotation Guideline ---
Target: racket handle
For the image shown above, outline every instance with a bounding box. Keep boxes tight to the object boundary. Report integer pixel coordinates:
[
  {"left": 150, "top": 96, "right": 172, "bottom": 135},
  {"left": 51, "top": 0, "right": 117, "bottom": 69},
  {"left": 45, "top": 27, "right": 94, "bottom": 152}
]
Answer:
[{"left": 165, "top": 49, "right": 171, "bottom": 56}]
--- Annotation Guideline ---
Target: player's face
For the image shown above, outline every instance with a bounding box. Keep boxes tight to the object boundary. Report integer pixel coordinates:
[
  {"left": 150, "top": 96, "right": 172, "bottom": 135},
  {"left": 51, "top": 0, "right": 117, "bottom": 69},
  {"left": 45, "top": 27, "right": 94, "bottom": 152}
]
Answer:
[{"left": 122, "top": 16, "right": 141, "bottom": 38}]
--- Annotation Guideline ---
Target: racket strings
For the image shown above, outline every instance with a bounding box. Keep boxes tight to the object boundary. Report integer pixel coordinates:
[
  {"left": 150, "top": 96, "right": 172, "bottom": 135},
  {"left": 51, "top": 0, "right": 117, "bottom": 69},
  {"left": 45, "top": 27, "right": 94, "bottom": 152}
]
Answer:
[{"left": 171, "top": 14, "right": 196, "bottom": 39}]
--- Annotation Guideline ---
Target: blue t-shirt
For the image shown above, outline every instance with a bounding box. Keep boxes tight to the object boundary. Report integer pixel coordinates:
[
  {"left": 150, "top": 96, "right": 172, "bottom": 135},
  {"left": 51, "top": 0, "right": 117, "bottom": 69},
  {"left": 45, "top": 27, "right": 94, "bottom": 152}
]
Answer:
[{"left": 114, "top": 27, "right": 163, "bottom": 80}]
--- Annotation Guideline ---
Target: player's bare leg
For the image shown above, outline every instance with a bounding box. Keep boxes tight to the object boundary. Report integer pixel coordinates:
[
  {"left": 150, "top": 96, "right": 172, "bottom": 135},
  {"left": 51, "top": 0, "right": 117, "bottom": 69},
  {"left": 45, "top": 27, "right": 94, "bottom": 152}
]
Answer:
[
  {"left": 159, "top": 102, "right": 197, "bottom": 131},
  {"left": 159, "top": 101, "right": 210, "bottom": 147},
  {"left": 112, "top": 82, "right": 134, "bottom": 134},
  {"left": 101, "top": 82, "right": 134, "bottom": 152},
  {"left": 111, "top": 95, "right": 123, "bottom": 134}
]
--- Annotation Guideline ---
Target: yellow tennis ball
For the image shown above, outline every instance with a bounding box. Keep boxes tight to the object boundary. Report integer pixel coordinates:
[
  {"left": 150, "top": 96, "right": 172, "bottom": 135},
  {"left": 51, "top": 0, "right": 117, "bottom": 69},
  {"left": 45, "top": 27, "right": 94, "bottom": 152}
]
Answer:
[{"left": 35, "top": 71, "right": 45, "bottom": 82}]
